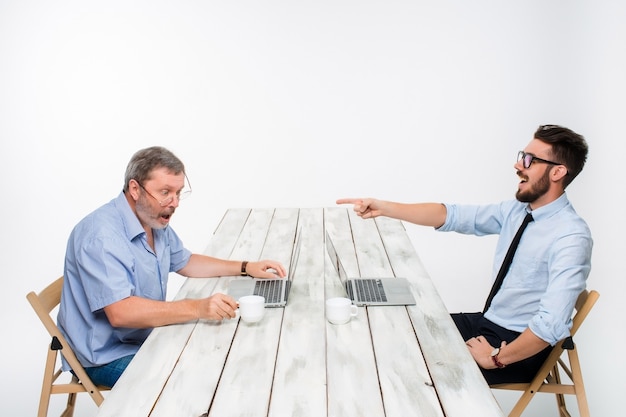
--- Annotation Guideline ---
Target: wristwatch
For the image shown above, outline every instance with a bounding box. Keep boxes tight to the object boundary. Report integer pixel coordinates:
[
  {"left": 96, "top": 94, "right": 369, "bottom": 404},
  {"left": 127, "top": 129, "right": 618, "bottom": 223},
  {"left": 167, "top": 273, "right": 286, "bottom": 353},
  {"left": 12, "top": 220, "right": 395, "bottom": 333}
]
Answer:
[
  {"left": 491, "top": 348, "right": 506, "bottom": 369},
  {"left": 240, "top": 261, "right": 249, "bottom": 276}
]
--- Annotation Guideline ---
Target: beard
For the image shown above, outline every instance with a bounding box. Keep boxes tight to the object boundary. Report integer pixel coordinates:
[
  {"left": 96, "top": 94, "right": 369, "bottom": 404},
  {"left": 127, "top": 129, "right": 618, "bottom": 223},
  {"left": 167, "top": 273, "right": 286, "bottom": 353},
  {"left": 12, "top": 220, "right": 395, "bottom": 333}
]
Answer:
[
  {"left": 135, "top": 194, "right": 174, "bottom": 230},
  {"left": 516, "top": 165, "right": 551, "bottom": 203}
]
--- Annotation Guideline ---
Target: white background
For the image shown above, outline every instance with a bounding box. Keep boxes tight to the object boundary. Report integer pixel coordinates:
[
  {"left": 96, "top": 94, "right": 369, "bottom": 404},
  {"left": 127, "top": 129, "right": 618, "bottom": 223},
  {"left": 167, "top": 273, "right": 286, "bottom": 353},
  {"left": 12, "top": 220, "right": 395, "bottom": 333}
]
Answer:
[{"left": 1, "top": 1, "right": 624, "bottom": 416}]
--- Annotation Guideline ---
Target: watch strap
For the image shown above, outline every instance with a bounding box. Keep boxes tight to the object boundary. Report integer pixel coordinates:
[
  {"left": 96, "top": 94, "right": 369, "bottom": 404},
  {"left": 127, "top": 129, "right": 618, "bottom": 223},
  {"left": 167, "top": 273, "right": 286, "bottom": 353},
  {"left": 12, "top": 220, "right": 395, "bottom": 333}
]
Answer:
[{"left": 491, "top": 353, "right": 506, "bottom": 368}]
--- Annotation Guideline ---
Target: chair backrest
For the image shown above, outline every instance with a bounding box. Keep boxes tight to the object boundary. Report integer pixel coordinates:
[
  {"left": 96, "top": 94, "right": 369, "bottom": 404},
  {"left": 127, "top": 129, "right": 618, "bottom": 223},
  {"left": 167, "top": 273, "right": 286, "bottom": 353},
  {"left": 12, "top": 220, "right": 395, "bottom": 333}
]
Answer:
[
  {"left": 27, "top": 277, "right": 64, "bottom": 338},
  {"left": 27, "top": 276, "right": 108, "bottom": 416},
  {"left": 571, "top": 289, "right": 598, "bottom": 336},
  {"left": 27, "top": 277, "right": 91, "bottom": 381},
  {"left": 558, "top": 289, "right": 599, "bottom": 351},
  {"left": 491, "top": 288, "right": 600, "bottom": 417}
]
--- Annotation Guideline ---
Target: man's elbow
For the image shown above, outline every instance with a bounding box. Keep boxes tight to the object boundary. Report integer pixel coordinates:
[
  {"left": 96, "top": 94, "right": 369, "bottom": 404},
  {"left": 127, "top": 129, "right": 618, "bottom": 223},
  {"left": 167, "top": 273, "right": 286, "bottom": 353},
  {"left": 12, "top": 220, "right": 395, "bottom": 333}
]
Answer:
[{"left": 103, "top": 300, "right": 134, "bottom": 328}]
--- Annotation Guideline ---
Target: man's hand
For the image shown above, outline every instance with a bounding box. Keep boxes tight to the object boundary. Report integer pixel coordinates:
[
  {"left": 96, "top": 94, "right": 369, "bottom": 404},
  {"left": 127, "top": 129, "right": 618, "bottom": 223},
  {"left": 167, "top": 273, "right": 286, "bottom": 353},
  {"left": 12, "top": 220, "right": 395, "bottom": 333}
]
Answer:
[
  {"left": 197, "top": 293, "right": 238, "bottom": 320},
  {"left": 246, "top": 260, "right": 287, "bottom": 279},
  {"left": 336, "top": 198, "right": 383, "bottom": 219},
  {"left": 465, "top": 335, "right": 506, "bottom": 369}
]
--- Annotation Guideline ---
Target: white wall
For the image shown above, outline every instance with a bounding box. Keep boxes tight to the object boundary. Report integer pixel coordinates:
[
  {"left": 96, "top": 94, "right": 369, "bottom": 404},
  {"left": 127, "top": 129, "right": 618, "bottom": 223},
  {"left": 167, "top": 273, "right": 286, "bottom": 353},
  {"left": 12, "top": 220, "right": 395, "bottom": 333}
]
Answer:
[{"left": 1, "top": 1, "right": 623, "bottom": 416}]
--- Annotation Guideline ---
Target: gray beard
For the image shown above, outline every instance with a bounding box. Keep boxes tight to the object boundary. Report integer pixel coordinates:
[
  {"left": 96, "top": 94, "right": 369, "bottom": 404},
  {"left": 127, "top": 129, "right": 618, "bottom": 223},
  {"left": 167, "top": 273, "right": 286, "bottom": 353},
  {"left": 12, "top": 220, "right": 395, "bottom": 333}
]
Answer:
[{"left": 136, "top": 195, "right": 169, "bottom": 230}]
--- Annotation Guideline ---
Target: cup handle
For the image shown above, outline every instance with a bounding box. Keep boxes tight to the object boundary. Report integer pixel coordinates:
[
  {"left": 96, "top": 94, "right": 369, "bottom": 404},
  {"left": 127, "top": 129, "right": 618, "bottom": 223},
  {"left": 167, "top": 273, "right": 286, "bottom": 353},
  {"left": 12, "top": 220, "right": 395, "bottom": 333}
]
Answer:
[{"left": 350, "top": 305, "right": 358, "bottom": 317}]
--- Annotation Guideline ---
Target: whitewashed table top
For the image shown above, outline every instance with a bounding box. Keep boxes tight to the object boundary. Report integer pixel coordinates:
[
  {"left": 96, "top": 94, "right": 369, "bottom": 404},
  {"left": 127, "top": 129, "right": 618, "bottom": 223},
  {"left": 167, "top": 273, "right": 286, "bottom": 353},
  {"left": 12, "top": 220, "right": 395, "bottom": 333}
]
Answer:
[{"left": 96, "top": 207, "right": 504, "bottom": 417}]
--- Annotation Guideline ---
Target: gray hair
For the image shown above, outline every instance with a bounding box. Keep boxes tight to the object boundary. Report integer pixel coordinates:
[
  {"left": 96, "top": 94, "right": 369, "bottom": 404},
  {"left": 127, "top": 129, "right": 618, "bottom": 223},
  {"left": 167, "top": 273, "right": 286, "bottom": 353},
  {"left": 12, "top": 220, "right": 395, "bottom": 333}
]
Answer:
[{"left": 123, "top": 146, "right": 185, "bottom": 192}]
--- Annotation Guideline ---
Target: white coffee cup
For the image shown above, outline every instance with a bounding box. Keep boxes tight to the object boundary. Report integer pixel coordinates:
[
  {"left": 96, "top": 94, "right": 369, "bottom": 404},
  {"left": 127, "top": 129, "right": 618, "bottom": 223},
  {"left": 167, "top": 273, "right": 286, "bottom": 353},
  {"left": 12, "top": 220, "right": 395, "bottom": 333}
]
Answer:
[
  {"left": 238, "top": 295, "right": 265, "bottom": 323},
  {"left": 325, "top": 297, "right": 358, "bottom": 325}
]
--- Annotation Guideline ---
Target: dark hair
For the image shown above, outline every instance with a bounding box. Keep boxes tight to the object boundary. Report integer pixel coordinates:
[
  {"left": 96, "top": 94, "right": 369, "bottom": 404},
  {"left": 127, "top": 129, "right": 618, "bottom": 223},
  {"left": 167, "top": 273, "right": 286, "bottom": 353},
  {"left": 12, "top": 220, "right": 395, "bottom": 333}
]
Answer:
[
  {"left": 534, "top": 125, "right": 588, "bottom": 189},
  {"left": 123, "top": 146, "right": 185, "bottom": 192}
]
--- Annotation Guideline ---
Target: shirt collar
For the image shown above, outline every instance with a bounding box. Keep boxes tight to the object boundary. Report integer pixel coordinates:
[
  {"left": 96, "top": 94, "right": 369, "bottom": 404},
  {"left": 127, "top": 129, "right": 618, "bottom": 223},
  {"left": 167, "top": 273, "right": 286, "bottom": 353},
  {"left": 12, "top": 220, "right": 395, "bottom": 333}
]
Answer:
[
  {"left": 113, "top": 191, "right": 146, "bottom": 241},
  {"left": 529, "top": 193, "right": 570, "bottom": 221}
]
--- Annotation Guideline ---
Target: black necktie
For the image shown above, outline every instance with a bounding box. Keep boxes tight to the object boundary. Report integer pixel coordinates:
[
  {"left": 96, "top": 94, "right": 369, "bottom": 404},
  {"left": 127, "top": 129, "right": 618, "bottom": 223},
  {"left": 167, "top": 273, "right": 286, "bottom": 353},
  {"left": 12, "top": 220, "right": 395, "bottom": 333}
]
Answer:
[{"left": 483, "top": 212, "right": 534, "bottom": 313}]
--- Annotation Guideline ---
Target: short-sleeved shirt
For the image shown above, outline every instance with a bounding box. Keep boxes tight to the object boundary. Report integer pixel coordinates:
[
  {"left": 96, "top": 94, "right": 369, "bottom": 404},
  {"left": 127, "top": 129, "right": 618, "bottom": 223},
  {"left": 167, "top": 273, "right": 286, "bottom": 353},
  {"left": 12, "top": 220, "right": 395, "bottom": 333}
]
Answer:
[
  {"left": 438, "top": 193, "right": 592, "bottom": 345},
  {"left": 58, "top": 192, "right": 192, "bottom": 369}
]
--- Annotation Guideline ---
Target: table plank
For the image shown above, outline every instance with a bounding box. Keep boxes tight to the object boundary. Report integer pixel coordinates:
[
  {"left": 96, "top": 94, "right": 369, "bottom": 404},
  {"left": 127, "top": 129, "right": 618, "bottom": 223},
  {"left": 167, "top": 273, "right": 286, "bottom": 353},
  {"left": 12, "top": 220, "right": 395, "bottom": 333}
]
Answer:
[
  {"left": 150, "top": 315, "right": 240, "bottom": 417},
  {"left": 203, "top": 208, "right": 252, "bottom": 257},
  {"left": 375, "top": 216, "right": 504, "bottom": 417},
  {"left": 324, "top": 208, "right": 386, "bottom": 417},
  {"left": 345, "top": 210, "right": 444, "bottom": 417},
  {"left": 268, "top": 208, "right": 328, "bottom": 417},
  {"left": 207, "top": 208, "right": 299, "bottom": 417},
  {"left": 150, "top": 209, "right": 269, "bottom": 416}
]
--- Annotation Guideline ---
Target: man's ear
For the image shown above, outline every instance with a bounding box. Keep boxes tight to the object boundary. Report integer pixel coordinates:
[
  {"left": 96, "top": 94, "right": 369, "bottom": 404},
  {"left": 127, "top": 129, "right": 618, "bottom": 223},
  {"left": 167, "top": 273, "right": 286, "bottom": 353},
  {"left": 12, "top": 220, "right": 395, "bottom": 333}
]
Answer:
[
  {"left": 551, "top": 165, "right": 569, "bottom": 182},
  {"left": 127, "top": 179, "right": 141, "bottom": 200}
]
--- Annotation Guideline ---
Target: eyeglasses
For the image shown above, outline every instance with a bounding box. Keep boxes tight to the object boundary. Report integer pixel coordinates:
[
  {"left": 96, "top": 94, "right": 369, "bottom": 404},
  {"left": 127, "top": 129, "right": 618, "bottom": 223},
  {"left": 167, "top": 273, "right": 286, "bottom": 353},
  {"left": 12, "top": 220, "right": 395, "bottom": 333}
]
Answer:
[
  {"left": 517, "top": 151, "right": 562, "bottom": 169},
  {"left": 135, "top": 177, "right": 192, "bottom": 207}
]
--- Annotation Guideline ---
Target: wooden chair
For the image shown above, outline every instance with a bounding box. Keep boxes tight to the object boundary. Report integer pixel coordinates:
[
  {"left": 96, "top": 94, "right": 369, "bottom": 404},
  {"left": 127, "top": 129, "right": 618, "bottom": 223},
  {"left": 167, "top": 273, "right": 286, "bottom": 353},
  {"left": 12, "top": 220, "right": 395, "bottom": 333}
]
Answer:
[
  {"left": 27, "top": 276, "right": 110, "bottom": 417},
  {"left": 491, "top": 289, "right": 600, "bottom": 417}
]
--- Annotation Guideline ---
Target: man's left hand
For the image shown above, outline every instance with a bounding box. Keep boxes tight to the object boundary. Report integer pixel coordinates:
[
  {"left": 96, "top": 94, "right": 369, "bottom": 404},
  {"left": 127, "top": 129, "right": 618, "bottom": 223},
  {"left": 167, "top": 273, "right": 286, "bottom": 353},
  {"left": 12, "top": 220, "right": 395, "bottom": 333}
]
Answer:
[
  {"left": 247, "top": 260, "right": 287, "bottom": 279},
  {"left": 465, "top": 335, "right": 504, "bottom": 369}
]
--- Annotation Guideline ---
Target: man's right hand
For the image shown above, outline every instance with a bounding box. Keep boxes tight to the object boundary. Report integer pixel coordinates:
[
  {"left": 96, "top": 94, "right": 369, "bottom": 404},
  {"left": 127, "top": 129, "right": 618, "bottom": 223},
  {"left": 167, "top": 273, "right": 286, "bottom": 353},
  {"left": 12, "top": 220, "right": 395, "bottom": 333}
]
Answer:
[
  {"left": 336, "top": 198, "right": 384, "bottom": 219},
  {"left": 198, "top": 293, "right": 238, "bottom": 320}
]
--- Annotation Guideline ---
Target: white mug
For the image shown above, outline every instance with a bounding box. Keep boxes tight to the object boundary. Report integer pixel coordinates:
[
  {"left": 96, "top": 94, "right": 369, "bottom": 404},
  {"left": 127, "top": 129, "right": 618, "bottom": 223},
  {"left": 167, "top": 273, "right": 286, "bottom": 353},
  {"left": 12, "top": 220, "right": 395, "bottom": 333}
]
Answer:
[
  {"left": 238, "top": 295, "right": 265, "bottom": 323},
  {"left": 325, "top": 297, "right": 358, "bottom": 325}
]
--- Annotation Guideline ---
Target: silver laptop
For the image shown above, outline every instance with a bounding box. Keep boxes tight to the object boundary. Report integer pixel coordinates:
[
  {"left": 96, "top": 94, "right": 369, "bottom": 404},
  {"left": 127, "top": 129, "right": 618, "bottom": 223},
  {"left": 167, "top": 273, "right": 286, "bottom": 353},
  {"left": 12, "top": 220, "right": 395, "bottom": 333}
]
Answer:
[
  {"left": 325, "top": 232, "right": 416, "bottom": 306},
  {"left": 227, "top": 230, "right": 301, "bottom": 307}
]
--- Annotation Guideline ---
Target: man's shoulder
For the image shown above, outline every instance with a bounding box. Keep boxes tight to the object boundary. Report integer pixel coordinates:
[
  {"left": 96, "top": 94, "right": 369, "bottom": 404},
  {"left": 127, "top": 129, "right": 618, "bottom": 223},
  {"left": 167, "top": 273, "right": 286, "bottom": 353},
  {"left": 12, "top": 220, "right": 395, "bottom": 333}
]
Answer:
[
  {"left": 543, "top": 195, "right": 589, "bottom": 228},
  {"left": 71, "top": 198, "right": 126, "bottom": 240},
  {"left": 538, "top": 200, "right": 592, "bottom": 245}
]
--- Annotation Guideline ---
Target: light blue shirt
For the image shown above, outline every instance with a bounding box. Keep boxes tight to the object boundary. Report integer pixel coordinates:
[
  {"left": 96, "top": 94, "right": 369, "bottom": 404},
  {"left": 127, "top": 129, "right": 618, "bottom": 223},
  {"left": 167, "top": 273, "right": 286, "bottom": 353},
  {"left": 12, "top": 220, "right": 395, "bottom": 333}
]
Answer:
[
  {"left": 438, "top": 193, "right": 592, "bottom": 345},
  {"left": 58, "top": 192, "right": 192, "bottom": 369}
]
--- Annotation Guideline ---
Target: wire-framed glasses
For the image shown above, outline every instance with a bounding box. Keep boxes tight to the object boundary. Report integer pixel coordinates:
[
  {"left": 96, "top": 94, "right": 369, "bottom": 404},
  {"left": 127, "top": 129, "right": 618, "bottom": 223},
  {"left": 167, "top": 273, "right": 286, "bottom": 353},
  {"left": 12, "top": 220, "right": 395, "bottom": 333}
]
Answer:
[{"left": 135, "top": 176, "right": 192, "bottom": 207}]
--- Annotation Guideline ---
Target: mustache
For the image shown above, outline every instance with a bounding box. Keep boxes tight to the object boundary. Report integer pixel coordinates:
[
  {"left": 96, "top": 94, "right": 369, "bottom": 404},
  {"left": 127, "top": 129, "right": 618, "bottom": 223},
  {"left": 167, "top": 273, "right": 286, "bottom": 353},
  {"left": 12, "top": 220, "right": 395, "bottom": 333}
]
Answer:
[{"left": 160, "top": 208, "right": 175, "bottom": 216}]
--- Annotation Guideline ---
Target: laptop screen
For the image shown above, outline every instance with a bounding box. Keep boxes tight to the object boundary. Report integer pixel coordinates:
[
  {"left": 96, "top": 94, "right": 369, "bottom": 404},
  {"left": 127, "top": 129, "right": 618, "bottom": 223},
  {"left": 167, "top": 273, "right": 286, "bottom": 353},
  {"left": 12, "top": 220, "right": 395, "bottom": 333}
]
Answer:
[
  {"left": 286, "top": 228, "right": 302, "bottom": 281},
  {"left": 325, "top": 232, "right": 349, "bottom": 286}
]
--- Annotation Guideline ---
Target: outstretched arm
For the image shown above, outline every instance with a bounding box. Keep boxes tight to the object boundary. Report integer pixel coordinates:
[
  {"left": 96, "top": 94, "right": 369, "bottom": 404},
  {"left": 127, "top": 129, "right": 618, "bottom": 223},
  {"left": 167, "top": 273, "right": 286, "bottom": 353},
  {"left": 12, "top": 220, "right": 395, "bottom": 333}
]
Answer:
[
  {"left": 103, "top": 292, "right": 239, "bottom": 328},
  {"left": 178, "top": 254, "right": 286, "bottom": 279},
  {"left": 336, "top": 198, "right": 447, "bottom": 228}
]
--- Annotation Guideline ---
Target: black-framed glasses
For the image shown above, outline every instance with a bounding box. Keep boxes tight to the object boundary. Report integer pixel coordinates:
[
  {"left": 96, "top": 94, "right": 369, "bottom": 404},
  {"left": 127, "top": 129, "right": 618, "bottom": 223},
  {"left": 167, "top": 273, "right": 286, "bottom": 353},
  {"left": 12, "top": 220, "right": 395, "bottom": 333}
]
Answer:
[
  {"left": 517, "top": 151, "right": 562, "bottom": 169},
  {"left": 134, "top": 176, "right": 192, "bottom": 207}
]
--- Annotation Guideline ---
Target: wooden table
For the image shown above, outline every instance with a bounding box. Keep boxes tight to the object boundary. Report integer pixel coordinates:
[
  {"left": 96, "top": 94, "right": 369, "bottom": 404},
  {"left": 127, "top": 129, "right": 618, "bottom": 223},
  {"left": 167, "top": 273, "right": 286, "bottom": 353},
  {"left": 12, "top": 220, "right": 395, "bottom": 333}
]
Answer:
[{"left": 96, "top": 207, "right": 504, "bottom": 417}]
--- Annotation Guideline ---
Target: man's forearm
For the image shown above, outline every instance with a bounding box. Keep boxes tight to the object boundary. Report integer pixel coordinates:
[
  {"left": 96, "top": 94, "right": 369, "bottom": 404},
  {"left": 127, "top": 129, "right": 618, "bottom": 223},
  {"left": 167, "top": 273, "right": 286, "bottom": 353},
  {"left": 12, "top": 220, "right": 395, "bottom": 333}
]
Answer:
[
  {"left": 104, "top": 296, "right": 199, "bottom": 328},
  {"left": 497, "top": 328, "right": 550, "bottom": 366}
]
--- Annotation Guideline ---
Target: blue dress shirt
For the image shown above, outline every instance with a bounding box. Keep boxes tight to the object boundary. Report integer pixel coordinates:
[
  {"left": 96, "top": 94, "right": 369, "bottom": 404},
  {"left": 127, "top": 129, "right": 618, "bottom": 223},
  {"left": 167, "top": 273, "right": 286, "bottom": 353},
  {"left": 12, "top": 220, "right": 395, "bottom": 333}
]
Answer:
[
  {"left": 58, "top": 192, "right": 192, "bottom": 369},
  {"left": 438, "top": 193, "right": 592, "bottom": 345}
]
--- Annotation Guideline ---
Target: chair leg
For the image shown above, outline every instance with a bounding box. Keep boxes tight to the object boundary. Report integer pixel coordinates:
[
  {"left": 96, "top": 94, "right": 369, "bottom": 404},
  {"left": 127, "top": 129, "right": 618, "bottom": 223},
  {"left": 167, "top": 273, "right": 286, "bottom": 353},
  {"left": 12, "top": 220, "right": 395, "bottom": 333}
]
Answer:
[
  {"left": 37, "top": 390, "right": 51, "bottom": 417},
  {"left": 506, "top": 390, "right": 535, "bottom": 417},
  {"left": 60, "top": 393, "right": 76, "bottom": 417},
  {"left": 551, "top": 365, "right": 569, "bottom": 417},
  {"left": 60, "top": 375, "right": 79, "bottom": 417},
  {"left": 568, "top": 348, "right": 591, "bottom": 417},
  {"left": 38, "top": 346, "right": 58, "bottom": 417}
]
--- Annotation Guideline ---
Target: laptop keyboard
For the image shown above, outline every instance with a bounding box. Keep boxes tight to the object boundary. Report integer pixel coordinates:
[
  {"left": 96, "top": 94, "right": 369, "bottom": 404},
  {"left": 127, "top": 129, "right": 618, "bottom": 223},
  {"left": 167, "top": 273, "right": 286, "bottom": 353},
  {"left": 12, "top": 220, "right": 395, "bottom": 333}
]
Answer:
[
  {"left": 253, "top": 280, "right": 283, "bottom": 304},
  {"left": 355, "top": 279, "right": 387, "bottom": 302}
]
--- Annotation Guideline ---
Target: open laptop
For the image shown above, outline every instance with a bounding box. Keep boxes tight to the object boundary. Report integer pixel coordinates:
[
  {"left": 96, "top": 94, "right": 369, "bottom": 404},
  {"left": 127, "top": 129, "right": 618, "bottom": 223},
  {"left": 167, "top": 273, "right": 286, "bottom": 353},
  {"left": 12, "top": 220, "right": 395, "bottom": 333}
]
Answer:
[
  {"left": 325, "top": 232, "right": 416, "bottom": 306},
  {"left": 227, "top": 230, "right": 301, "bottom": 307}
]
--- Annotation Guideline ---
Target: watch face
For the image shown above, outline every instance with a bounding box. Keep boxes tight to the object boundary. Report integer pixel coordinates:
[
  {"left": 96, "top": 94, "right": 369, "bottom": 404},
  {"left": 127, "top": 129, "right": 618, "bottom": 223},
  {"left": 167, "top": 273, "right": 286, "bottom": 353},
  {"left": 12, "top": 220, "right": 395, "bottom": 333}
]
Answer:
[{"left": 491, "top": 348, "right": 500, "bottom": 357}]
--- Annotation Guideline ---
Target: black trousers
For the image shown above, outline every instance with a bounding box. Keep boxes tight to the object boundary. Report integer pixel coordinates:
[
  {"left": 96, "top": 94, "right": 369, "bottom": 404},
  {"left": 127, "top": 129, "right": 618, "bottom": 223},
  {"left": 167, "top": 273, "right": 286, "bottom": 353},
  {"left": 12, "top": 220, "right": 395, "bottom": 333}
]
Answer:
[{"left": 451, "top": 312, "right": 552, "bottom": 385}]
